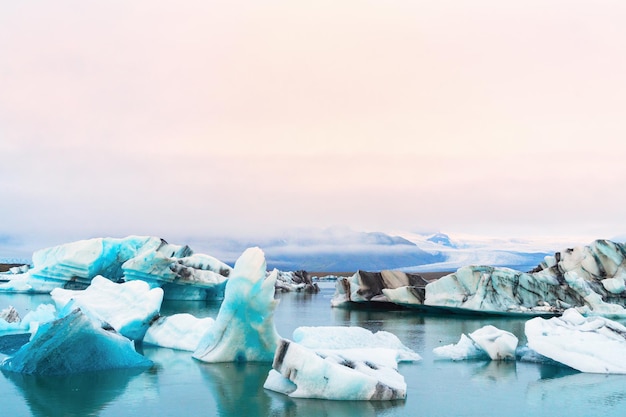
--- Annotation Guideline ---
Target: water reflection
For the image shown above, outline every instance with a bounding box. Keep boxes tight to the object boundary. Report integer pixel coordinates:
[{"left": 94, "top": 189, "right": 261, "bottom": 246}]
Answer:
[
  {"left": 4, "top": 286, "right": 626, "bottom": 417},
  {"left": 526, "top": 372, "right": 626, "bottom": 411},
  {"left": 197, "top": 361, "right": 406, "bottom": 417},
  {"left": 469, "top": 360, "right": 517, "bottom": 383},
  {"left": 2, "top": 368, "right": 146, "bottom": 417},
  {"left": 198, "top": 362, "right": 273, "bottom": 416},
  {"left": 266, "top": 394, "right": 406, "bottom": 417}
]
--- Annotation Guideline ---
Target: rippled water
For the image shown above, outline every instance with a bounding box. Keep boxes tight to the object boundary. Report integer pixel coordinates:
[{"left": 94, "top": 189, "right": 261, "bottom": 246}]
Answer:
[{"left": 2, "top": 283, "right": 626, "bottom": 416}]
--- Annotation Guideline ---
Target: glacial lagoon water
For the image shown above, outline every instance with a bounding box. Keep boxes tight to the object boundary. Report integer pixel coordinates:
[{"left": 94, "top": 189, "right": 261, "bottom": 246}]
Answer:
[{"left": 2, "top": 282, "right": 626, "bottom": 417}]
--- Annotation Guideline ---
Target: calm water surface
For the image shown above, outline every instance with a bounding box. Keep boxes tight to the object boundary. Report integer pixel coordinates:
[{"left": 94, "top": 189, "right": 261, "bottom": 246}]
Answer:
[{"left": 2, "top": 282, "right": 626, "bottom": 416}]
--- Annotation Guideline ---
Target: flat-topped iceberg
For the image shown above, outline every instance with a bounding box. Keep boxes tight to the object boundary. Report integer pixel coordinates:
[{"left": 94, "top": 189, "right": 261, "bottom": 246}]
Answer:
[
  {"left": 525, "top": 309, "right": 626, "bottom": 373},
  {"left": 0, "top": 308, "right": 152, "bottom": 375}
]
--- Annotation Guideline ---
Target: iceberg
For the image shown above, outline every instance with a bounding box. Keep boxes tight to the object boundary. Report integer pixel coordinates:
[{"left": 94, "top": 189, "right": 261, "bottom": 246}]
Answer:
[
  {"left": 0, "top": 236, "right": 183, "bottom": 293},
  {"left": 331, "top": 270, "right": 429, "bottom": 307},
  {"left": 193, "top": 247, "right": 280, "bottom": 363},
  {"left": 143, "top": 313, "right": 215, "bottom": 351},
  {"left": 0, "top": 235, "right": 317, "bottom": 300},
  {"left": 264, "top": 339, "right": 408, "bottom": 400},
  {"left": 264, "top": 326, "right": 420, "bottom": 400},
  {"left": 433, "top": 325, "right": 518, "bottom": 361},
  {"left": 525, "top": 308, "right": 626, "bottom": 373},
  {"left": 383, "top": 240, "right": 626, "bottom": 317},
  {"left": 274, "top": 270, "right": 319, "bottom": 293},
  {"left": 51, "top": 276, "right": 163, "bottom": 341},
  {"left": 0, "top": 305, "right": 20, "bottom": 324},
  {"left": 0, "top": 304, "right": 57, "bottom": 336},
  {"left": 0, "top": 308, "right": 152, "bottom": 375}
]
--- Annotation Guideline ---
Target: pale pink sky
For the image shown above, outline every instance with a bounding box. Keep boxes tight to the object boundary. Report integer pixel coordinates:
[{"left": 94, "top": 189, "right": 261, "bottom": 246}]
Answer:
[{"left": 1, "top": 0, "right": 625, "bottom": 247}]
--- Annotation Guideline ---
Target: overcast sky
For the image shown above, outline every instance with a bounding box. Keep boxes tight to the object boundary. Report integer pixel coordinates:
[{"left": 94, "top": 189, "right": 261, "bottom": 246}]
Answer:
[{"left": 1, "top": 0, "right": 625, "bottom": 251}]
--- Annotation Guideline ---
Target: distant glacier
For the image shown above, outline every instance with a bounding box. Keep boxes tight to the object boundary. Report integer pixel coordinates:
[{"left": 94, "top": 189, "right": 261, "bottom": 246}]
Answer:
[{"left": 3, "top": 227, "right": 622, "bottom": 273}]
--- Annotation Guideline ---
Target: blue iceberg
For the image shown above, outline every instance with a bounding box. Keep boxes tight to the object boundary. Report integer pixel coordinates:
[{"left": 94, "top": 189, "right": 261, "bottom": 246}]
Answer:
[
  {"left": 0, "top": 236, "right": 231, "bottom": 300},
  {"left": 0, "top": 308, "right": 152, "bottom": 375},
  {"left": 193, "top": 247, "right": 280, "bottom": 362}
]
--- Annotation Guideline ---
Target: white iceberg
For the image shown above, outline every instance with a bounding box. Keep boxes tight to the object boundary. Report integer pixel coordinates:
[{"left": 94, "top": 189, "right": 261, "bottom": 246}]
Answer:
[
  {"left": 144, "top": 313, "right": 215, "bottom": 351},
  {"left": 433, "top": 334, "right": 490, "bottom": 361},
  {"left": 433, "top": 325, "right": 518, "bottom": 361},
  {"left": 0, "top": 308, "right": 152, "bottom": 375},
  {"left": 192, "top": 247, "right": 280, "bottom": 363},
  {"left": 51, "top": 275, "right": 163, "bottom": 341},
  {"left": 0, "top": 304, "right": 57, "bottom": 336},
  {"left": 264, "top": 325, "right": 420, "bottom": 400},
  {"left": 264, "top": 339, "right": 408, "bottom": 400},
  {"left": 525, "top": 308, "right": 626, "bottom": 373}
]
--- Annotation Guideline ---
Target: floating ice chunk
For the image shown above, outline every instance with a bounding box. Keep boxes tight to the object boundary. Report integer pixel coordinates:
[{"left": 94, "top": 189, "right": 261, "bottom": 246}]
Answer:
[
  {"left": 0, "top": 236, "right": 190, "bottom": 293},
  {"left": 292, "top": 326, "right": 421, "bottom": 362},
  {"left": 264, "top": 339, "right": 407, "bottom": 400},
  {"left": 433, "top": 325, "right": 517, "bottom": 361},
  {"left": 433, "top": 334, "right": 489, "bottom": 361},
  {"left": 144, "top": 313, "right": 215, "bottom": 351},
  {"left": 0, "top": 304, "right": 57, "bottom": 336},
  {"left": 51, "top": 276, "right": 163, "bottom": 341},
  {"left": 0, "top": 306, "right": 20, "bottom": 323},
  {"left": 164, "top": 255, "right": 230, "bottom": 300},
  {"left": 331, "top": 270, "right": 427, "bottom": 307},
  {"left": 384, "top": 240, "right": 626, "bottom": 316},
  {"left": 525, "top": 308, "right": 626, "bottom": 373},
  {"left": 275, "top": 270, "right": 319, "bottom": 293},
  {"left": 468, "top": 325, "right": 518, "bottom": 360},
  {"left": 193, "top": 247, "right": 279, "bottom": 363},
  {"left": 0, "top": 308, "right": 152, "bottom": 375}
]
